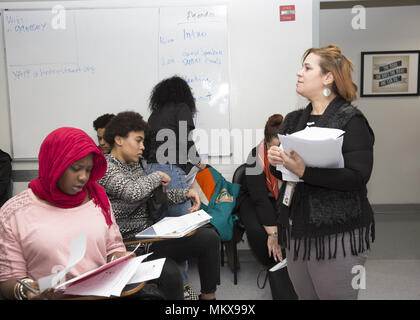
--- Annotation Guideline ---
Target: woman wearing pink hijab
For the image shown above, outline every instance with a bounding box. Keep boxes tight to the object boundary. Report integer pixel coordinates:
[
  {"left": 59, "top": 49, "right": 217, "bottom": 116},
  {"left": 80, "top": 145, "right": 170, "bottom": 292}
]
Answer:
[{"left": 0, "top": 127, "right": 183, "bottom": 300}]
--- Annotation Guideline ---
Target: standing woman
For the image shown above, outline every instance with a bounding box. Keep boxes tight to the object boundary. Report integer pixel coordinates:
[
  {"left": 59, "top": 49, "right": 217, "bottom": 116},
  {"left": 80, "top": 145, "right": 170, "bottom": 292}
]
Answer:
[
  {"left": 268, "top": 44, "right": 375, "bottom": 300},
  {"left": 145, "top": 75, "right": 206, "bottom": 218}
]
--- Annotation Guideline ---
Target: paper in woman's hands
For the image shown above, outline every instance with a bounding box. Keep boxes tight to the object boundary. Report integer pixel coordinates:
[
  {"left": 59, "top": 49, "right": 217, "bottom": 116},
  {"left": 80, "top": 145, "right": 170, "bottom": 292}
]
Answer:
[
  {"left": 38, "top": 233, "right": 141, "bottom": 293},
  {"left": 63, "top": 253, "right": 156, "bottom": 297},
  {"left": 38, "top": 233, "right": 87, "bottom": 292},
  {"left": 277, "top": 127, "right": 345, "bottom": 181}
]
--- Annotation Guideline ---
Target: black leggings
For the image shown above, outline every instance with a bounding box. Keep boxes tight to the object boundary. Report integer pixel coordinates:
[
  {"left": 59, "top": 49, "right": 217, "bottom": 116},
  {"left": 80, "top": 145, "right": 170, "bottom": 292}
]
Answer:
[
  {"left": 238, "top": 197, "right": 278, "bottom": 267},
  {"left": 149, "top": 226, "right": 220, "bottom": 294},
  {"left": 148, "top": 257, "right": 184, "bottom": 299},
  {"left": 119, "top": 257, "right": 183, "bottom": 300}
]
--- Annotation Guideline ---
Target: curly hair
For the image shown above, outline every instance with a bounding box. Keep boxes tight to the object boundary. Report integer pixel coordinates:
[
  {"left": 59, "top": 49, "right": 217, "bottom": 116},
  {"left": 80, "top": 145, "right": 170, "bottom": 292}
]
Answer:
[
  {"left": 264, "top": 114, "right": 283, "bottom": 142},
  {"left": 149, "top": 75, "right": 196, "bottom": 114},
  {"left": 93, "top": 113, "right": 115, "bottom": 131},
  {"left": 104, "top": 111, "right": 149, "bottom": 148}
]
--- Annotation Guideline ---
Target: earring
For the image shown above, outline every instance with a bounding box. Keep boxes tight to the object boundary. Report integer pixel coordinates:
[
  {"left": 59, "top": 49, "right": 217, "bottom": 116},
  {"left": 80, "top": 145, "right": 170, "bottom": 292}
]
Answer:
[{"left": 323, "top": 88, "right": 331, "bottom": 97}]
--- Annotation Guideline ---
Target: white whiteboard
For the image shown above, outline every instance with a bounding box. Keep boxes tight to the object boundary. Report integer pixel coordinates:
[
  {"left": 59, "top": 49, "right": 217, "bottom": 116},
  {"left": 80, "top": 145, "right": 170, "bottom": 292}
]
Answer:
[
  {"left": 159, "top": 6, "right": 230, "bottom": 156},
  {"left": 3, "top": 5, "right": 230, "bottom": 159}
]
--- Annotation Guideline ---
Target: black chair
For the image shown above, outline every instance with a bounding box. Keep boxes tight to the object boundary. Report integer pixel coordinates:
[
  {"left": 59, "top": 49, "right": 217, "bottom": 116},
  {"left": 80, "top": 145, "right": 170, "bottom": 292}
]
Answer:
[{"left": 220, "top": 163, "right": 246, "bottom": 285}]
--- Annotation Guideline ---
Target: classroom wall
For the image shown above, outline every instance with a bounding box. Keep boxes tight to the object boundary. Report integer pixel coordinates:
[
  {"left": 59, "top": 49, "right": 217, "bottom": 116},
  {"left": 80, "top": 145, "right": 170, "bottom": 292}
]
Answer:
[
  {"left": 0, "top": 0, "right": 315, "bottom": 194},
  {"left": 319, "top": 4, "right": 420, "bottom": 204},
  {"left": 2, "top": 1, "right": 418, "bottom": 206}
]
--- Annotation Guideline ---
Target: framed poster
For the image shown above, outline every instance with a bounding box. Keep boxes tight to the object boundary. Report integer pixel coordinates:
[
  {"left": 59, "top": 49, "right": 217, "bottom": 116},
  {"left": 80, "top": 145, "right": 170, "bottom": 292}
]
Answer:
[{"left": 360, "top": 50, "right": 420, "bottom": 97}]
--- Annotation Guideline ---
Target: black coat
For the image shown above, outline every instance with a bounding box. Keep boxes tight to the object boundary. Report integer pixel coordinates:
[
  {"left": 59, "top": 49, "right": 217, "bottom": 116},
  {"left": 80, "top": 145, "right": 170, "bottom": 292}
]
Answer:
[{"left": 237, "top": 146, "right": 279, "bottom": 226}]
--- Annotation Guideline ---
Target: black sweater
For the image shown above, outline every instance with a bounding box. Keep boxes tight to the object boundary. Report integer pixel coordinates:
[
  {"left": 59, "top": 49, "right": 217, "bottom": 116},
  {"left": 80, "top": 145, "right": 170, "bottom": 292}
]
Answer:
[
  {"left": 268, "top": 97, "right": 375, "bottom": 260},
  {"left": 270, "top": 114, "right": 374, "bottom": 192},
  {"left": 291, "top": 114, "right": 374, "bottom": 191},
  {"left": 238, "top": 146, "right": 278, "bottom": 226}
]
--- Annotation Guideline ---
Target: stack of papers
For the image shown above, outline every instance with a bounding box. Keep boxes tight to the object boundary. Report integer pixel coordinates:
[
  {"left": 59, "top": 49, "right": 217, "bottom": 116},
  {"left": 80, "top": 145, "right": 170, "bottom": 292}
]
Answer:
[
  {"left": 277, "top": 126, "right": 345, "bottom": 182},
  {"left": 62, "top": 254, "right": 166, "bottom": 297},
  {"left": 136, "top": 209, "right": 212, "bottom": 239},
  {"left": 37, "top": 233, "right": 165, "bottom": 297}
]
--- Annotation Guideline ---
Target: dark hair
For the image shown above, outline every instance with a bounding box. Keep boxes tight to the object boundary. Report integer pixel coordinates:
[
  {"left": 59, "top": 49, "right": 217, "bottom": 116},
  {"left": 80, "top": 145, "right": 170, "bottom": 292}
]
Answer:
[
  {"left": 93, "top": 113, "right": 115, "bottom": 131},
  {"left": 104, "top": 111, "right": 149, "bottom": 148},
  {"left": 264, "top": 114, "right": 283, "bottom": 142},
  {"left": 149, "top": 76, "right": 196, "bottom": 114}
]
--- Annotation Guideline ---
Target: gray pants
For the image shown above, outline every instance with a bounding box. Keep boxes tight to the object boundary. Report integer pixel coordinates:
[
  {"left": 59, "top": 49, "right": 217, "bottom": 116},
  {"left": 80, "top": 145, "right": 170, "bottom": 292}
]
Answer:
[{"left": 286, "top": 231, "right": 368, "bottom": 300}]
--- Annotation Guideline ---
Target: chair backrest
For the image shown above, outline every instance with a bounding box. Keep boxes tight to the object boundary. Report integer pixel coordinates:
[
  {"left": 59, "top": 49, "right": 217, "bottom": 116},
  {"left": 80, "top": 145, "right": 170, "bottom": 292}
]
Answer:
[
  {"left": 232, "top": 163, "right": 247, "bottom": 185},
  {"left": 0, "top": 149, "right": 12, "bottom": 208}
]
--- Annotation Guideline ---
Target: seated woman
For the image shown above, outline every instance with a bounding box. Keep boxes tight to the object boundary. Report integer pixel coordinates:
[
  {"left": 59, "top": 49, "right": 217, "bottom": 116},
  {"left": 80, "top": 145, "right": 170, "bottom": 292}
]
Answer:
[
  {"left": 145, "top": 76, "right": 206, "bottom": 217},
  {"left": 237, "top": 114, "right": 295, "bottom": 299},
  {"left": 99, "top": 111, "right": 220, "bottom": 300},
  {"left": 0, "top": 127, "right": 183, "bottom": 300}
]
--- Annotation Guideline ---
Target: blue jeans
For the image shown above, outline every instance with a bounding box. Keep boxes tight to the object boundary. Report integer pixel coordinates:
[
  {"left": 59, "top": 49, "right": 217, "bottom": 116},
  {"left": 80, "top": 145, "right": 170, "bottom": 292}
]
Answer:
[
  {"left": 146, "top": 163, "right": 191, "bottom": 218},
  {"left": 146, "top": 163, "right": 191, "bottom": 285}
]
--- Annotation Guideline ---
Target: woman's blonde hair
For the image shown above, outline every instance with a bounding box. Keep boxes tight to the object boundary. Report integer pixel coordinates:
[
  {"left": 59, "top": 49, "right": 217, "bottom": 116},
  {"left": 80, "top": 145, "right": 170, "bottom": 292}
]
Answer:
[{"left": 303, "top": 44, "right": 358, "bottom": 102}]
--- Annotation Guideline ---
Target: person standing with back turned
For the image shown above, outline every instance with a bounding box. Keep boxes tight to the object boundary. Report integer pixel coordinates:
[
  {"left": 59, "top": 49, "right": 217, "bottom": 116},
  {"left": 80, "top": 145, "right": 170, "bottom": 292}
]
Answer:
[{"left": 268, "top": 44, "right": 375, "bottom": 300}]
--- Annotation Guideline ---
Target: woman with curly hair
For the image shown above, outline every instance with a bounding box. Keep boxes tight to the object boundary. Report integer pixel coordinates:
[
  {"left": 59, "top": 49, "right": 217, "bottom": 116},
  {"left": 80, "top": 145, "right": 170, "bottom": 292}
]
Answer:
[
  {"left": 145, "top": 75, "right": 206, "bottom": 217},
  {"left": 100, "top": 111, "right": 220, "bottom": 300},
  {"left": 144, "top": 76, "right": 207, "bottom": 298}
]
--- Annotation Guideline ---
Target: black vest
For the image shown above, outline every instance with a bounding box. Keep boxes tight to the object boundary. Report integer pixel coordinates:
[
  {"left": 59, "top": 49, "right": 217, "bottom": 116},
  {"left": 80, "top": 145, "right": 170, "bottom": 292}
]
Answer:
[{"left": 277, "top": 96, "right": 375, "bottom": 260}]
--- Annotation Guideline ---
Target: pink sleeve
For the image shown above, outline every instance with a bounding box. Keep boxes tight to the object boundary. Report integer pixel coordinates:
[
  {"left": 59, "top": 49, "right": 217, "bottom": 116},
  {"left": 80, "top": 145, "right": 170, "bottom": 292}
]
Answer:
[
  {"left": 105, "top": 208, "right": 126, "bottom": 256},
  {"left": 0, "top": 208, "right": 28, "bottom": 282}
]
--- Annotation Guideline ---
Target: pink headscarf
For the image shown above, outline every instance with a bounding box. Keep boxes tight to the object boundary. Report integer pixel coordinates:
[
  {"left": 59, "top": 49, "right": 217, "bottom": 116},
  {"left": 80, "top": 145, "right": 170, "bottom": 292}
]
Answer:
[{"left": 29, "top": 127, "right": 112, "bottom": 227}]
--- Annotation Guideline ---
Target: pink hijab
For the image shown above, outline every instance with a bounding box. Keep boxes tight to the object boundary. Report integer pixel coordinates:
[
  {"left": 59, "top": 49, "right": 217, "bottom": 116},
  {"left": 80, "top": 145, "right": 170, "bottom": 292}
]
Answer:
[{"left": 29, "top": 127, "right": 112, "bottom": 227}]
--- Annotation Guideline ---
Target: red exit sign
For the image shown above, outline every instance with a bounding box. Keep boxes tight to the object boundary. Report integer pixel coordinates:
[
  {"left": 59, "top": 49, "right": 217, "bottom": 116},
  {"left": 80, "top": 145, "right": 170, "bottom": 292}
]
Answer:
[{"left": 280, "top": 5, "right": 295, "bottom": 21}]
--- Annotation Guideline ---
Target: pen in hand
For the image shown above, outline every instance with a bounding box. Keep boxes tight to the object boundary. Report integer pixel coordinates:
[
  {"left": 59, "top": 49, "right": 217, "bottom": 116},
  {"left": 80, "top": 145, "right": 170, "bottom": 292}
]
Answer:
[{"left": 16, "top": 279, "right": 40, "bottom": 295}]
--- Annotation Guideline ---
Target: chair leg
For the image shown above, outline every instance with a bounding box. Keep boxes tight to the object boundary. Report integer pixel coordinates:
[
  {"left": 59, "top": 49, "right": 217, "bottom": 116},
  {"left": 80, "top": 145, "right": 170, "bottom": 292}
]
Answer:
[
  {"left": 233, "top": 229, "right": 238, "bottom": 285},
  {"left": 220, "top": 241, "right": 224, "bottom": 267}
]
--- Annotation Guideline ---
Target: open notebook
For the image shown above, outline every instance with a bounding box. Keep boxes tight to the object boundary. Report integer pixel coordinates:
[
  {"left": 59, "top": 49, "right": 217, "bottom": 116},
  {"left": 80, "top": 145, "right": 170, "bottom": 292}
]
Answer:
[{"left": 135, "top": 209, "right": 212, "bottom": 239}]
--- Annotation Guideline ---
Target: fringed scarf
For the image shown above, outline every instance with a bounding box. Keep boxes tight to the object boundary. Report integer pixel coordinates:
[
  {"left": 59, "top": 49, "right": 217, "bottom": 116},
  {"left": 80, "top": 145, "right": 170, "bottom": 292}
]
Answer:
[
  {"left": 29, "top": 127, "right": 113, "bottom": 227},
  {"left": 277, "top": 96, "right": 375, "bottom": 261}
]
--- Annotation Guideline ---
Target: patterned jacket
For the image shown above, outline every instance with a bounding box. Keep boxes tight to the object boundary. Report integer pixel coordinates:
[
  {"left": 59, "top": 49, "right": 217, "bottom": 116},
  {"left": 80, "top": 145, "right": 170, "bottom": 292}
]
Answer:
[{"left": 98, "top": 154, "right": 188, "bottom": 241}]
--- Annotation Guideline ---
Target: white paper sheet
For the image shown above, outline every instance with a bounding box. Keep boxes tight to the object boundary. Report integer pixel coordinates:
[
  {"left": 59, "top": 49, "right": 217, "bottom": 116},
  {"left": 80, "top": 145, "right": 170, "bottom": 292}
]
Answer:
[
  {"left": 269, "top": 258, "right": 287, "bottom": 272},
  {"left": 55, "top": 242, "right": 142, "bottom": 290},
  {"left": 64, "top": 253, "right": 153, "bottom": 297},
  {"left": 277, "top": 127, "right": 345, "bottom": 181},
  {"left": 127, "top": 258, "right": 166, "bottom": 285},
  {"left": 38, "top": 233, "right": 87, "bottom": 292},
  {"left": 136, "top": 209, "right": 211, "bottom": 238}
]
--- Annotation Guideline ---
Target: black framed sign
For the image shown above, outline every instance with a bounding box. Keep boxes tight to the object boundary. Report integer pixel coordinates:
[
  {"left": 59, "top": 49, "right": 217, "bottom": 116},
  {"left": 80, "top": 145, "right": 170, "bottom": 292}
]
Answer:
[{"left": 360, "top": 50, "right": 420, "bottom": 97}]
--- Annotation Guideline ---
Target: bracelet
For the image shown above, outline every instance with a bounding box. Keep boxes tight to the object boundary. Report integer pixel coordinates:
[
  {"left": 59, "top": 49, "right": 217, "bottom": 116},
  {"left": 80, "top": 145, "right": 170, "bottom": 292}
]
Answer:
[
  {"left": 19, "top": 281, "right": 28, "bottom": 300},
  {"left": 14, "top": 282, "right": 21, "bottom": 300},
  {"left": 268, "top": 231, "right": 278, "bottom": 237},
  {"left": 14, "top": 278, "right": 30, "bottom": 300}
]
